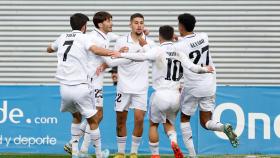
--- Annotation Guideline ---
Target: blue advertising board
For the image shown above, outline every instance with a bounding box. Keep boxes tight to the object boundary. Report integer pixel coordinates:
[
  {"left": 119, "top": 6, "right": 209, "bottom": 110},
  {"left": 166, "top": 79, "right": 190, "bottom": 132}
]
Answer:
[{"left": 0, "top": 86, "right": 279, "bottom": 155}]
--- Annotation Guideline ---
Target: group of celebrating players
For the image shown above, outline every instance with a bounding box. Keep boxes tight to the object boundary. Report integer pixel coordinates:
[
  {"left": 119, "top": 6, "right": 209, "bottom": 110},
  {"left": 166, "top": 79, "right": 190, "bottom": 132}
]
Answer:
[{"left": 47, "top": 11, "right": 239, "bottom": 158}]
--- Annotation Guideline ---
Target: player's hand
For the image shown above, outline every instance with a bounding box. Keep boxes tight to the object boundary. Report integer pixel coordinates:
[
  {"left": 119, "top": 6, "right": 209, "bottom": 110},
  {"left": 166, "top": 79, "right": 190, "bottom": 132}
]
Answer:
[
  {"left": 173, "top": 34, "right": 179, "bottom": 42},
  {"left": 47, "top": 44, "right": 55, "bottom": 53},
  {"left": 138, "top": 37, "right": 148, "bottom": 47},
  {"left": 205, "top": 66, "right": 215, "bottom": 73},
  {"left": 143, "top": 28, "right": 150, "bottom": 36},
  {"left": 109, "top": 51, "right": 122, "bottom": 58},
  {"left": 119, "top": 46, "right": 129, "bottom": 53},
  {"left": 96, "top": 63, "right": 108, "bottom": 76}
]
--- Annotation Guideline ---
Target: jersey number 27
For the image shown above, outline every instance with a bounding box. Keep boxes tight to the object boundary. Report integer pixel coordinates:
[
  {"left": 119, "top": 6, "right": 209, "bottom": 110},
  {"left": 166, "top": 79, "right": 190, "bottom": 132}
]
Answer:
[{"left": 189, "top": 45, "right": 209, "bottom": 66}]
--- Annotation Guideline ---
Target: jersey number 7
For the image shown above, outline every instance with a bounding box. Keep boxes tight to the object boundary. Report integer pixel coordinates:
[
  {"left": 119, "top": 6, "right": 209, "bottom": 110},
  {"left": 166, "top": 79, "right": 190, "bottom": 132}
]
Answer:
[{"left": 63, "top": 40, "right": 74, "bottom": 61}]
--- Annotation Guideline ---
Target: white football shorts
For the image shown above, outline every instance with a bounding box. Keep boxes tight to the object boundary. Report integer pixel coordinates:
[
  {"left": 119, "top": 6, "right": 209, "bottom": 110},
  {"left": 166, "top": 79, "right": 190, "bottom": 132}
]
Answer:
[
  {"left": 180, "top": 88, "right": 215, "bottom": 116},
  {"left": 60, "top": 83, "right": 97, "bottom": 118},
  {"left": 149, "top": 90, "right": 180, "bottom": 125},
  {"left": 115, "top": 91, "right": 147, "bottom": 112}
]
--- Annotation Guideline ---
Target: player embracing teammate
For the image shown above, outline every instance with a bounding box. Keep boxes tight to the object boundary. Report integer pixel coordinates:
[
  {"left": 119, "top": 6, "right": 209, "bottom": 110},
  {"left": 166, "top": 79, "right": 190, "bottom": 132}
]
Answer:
[{"left": 48, "top": 11, "right": 239, "bottom": 158}]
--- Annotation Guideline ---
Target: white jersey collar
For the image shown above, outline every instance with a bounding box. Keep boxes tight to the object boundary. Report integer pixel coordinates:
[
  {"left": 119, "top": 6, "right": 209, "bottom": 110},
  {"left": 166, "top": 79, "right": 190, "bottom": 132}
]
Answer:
[
  {"left": 160, "top": 41, "right": 173, "bottom": 46},
  {"left": 72, "top": 30, "right": 82, "bottom": 34},
  {"left": 183, "top": 33, "right": 196, "bottom": 39},
  {"left": 93, "top": 28, "right": 108, "bottom": 40}
]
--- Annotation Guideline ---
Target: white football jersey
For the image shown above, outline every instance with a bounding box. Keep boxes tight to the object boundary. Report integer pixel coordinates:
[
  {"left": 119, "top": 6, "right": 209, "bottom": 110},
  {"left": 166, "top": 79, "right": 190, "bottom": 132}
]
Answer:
[
  {"left": 120, "top": 42, "right": 199, "bottom": 91},
  {"left": 87, "top": 28, "right": 110, "bottom": 80},
  {"left": 175, "top": 32, "right": 216, "bottom": 97},
  {"left": 51, "top": 30, "right": 93, "bottom": 85},
  {"left": 114, "top": 33, "right": 155, "bottom": 94}
]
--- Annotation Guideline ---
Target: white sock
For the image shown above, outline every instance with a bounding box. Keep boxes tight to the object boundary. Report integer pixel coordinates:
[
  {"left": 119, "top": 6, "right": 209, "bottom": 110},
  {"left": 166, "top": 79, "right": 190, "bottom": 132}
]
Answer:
[
  {"left": 79, "top": 119, "right": 88, "bottom": 133},
  {"left": 205, "top": 120, "right": 224, "bottom": 132},
  {"left": 89, "top": 127, "right": 102, "bottom": 158},
  {"left": 181, "top": 122, "right": 196, "bottom": 156},
  {"left": 131, "top": 135, "right": 142, "bottom": 154},
  {"left": 117, "top": 136, "right": 127, "bottom": 154},
  {"left": 149, "top": 141, "right": 159, "bottom": 155},
  {"left": 80, "top": 125, "right": 91, "bottom": 153},
  {"left": 69, "top": 122, "right": 85, "bottom": 144},
  {"left": 71, "top": 123, "right": 81, "bottom": 156},
  {"left": 167, "top": 130, "right": 177, "bottom": 144}
]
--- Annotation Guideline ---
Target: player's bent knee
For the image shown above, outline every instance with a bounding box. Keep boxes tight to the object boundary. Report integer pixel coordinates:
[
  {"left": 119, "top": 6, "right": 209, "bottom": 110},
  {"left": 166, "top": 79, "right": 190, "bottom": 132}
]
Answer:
[
  {"left": 181, "top": 113, "right": 191, "bottom": 122},
  {"left": 94, "top": 111, "right": 103, "bottom": 123}
]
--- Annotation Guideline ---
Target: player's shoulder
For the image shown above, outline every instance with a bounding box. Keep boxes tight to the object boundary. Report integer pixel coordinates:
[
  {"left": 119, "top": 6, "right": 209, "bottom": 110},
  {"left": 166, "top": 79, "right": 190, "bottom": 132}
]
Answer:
[
  {"left": 88, "top": 30, "right": 97, "bottom": 36},
  {"left": 55, "top": 31, "right": 74, "bottom": 43},
  {"left": 76, "top": 33, "right": 90, "bottom": 42},
  {"left": 87, "top": 31, "right": 100, "bottom": 40},
  {"left": 174, "top": 37, "right": 185, "bottom": 48}
]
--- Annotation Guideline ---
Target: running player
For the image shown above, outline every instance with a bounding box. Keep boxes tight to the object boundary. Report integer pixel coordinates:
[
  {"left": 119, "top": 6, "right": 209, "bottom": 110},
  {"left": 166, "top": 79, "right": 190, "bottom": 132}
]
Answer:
[
  {"left": 47, "top": 13, "right": 118, "bottom": 158},
  {"left": 174, "top": 13, "right": 239, "bottom": 158},
  {"left": 110, "top": 25, "right": 214, "bottom": 158}
]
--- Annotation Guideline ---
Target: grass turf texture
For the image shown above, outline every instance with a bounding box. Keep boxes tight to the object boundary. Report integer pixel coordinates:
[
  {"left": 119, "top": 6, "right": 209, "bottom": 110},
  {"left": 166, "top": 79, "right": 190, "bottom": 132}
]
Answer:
[{"left": 0, "top": 154, "right": 279, "bottom": 158}]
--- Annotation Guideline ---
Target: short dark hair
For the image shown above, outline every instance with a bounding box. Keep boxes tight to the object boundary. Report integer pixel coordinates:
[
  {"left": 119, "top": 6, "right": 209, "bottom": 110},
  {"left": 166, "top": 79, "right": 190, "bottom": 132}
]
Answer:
[
  {"left": 178, "top": 13, "right": 196, "bottom": 32},
  {"left": 130, "top": 13, "right": 144, "bottom": 22},
  {"left": 70, "top": 13, "right": 89, "bottom": 30},
  {"left": 159, "top": 25, "right": 174, "bottom": 41},
  {"left": 93, "top": 11, "right": 112, "bottom": 28}
]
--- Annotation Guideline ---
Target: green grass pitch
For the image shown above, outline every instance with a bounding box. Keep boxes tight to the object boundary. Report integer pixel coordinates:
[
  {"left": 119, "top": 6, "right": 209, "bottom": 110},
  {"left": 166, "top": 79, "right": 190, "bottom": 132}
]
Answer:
[{"left": 0, "top": 154, "right": 279, "bottom": 158}]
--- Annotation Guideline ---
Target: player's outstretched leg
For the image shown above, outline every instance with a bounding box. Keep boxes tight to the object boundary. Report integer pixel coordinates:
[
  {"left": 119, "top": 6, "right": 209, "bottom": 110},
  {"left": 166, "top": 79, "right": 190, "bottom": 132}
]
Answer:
[
  {"left": 171, "top": 141, "right": 184, "bottom": 158},
  {"left": 223, "top": 123, "right": 239, "bottom": 148}
]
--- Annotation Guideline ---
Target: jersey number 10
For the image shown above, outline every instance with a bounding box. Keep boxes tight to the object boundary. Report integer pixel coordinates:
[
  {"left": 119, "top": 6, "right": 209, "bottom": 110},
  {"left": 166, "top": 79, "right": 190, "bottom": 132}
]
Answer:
[{"left": 165, "top": 58, "right": 183, "bottom": 81}]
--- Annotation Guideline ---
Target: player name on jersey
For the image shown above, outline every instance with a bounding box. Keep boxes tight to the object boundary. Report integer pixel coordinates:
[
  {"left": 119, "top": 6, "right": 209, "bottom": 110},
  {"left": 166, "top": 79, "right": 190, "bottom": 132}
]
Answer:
[
  {"left": 190, "top": 39, "right": 205, "bottom": 48},
  {"left": 166, "top": 51, "right": 177, "bottom": 56},
  {"left": 66, "top": 33, "right": 76, "bottom": 37}
]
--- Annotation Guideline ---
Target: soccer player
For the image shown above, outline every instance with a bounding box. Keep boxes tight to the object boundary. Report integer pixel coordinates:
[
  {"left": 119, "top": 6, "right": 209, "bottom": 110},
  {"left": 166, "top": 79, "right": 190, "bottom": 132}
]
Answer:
[
  {"left": 78, "top": 11, "right": 114, "bottom": 158},
  {"left": 63, "top": 11, "right": 130, "bottom": 158},
  {"left": 110, "top": 25, "right": 214, "bottom": 158},
  {"left": 174, "top": 13, "right": 239, "bottom": 157},
  {"left": 113, "top": 13, "right": 155, "bottom": 158},
  {"left": 47, "top": 13, "right": 118, "bottom": 158}
]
